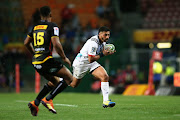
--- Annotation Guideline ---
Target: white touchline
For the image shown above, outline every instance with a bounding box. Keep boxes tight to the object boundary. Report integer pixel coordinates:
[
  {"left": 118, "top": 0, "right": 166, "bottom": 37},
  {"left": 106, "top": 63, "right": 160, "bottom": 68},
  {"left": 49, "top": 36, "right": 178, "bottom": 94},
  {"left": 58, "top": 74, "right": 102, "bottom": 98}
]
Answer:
[{"left": 16, "top": 100, "right": 78, "bottom": 107}]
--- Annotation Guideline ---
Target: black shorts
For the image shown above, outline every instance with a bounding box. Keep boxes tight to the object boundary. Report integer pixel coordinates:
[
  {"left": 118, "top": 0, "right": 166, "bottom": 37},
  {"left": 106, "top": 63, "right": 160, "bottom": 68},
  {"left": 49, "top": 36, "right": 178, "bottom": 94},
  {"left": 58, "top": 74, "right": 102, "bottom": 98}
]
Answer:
[{"left": 33, "top": 58, "right": 63, "bottom": 76}]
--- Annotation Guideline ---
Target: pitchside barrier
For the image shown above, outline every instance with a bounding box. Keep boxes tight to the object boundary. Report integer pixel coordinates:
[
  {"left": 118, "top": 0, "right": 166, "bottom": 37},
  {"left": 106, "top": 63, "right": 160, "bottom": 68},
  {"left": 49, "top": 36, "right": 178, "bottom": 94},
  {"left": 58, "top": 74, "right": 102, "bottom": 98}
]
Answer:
[{"left": 15, "top": 64, "right": 40, "bottom": 93}]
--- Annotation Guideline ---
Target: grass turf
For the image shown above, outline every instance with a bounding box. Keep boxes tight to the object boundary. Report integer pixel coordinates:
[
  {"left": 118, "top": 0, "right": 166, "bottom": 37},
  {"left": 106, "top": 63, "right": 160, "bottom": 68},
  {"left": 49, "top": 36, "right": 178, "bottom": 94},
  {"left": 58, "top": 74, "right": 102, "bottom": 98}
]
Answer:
[{"left": 0, "top": 93, "right": 180, "bottom": 120}]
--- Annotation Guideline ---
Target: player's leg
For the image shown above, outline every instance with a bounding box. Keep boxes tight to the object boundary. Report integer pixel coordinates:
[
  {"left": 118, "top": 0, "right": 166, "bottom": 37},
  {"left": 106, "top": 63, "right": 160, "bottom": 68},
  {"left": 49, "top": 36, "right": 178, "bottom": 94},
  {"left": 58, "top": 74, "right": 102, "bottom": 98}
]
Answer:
[
  {"left": 35, "top": 57, "right": 72, "bottom": 114},
  {"left": 45, "top": 66, "right": 73, "bottom": 100},
  {"left": 28, "top": 81, "right": 54, "bottom": 116},
  {"left": 34, "top": 81, "right": 54, "bottom": 106},
  {"left": 70, "top": 77, "right": 81, "bottom": 88},
  {"left": 92, "top": 66, "right": 109, "bottom": 101},
  {"left": 69, "top": 63, "right": 88, "bottom": 88},
  {"left": 28, "top": 64, "right": 57, "bottom": 116},
  {"left": 41, "top": 66, "right": 72, "bottom": 114},
  {"left": 40, "top": 76, "right": 63, "bottom": 114},
  {"left": 42, "top": 66, "right": 72, "bottom": 110},
  {"left": 29, "top": 75, "right": 58, "bottom": 115},
  {"left": 34, "top": 74, "right": 63, "bottom": 107},
  {"left": 91, "top": 66, "right": 115, "bottom": 108}
]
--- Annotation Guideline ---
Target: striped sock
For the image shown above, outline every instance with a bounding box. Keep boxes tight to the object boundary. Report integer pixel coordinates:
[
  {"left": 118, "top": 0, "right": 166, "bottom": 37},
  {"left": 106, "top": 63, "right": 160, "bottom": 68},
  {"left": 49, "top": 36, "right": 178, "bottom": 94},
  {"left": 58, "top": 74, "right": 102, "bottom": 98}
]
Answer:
[{"left": 46, "top": 80, "right": 67, "bottom": 101}]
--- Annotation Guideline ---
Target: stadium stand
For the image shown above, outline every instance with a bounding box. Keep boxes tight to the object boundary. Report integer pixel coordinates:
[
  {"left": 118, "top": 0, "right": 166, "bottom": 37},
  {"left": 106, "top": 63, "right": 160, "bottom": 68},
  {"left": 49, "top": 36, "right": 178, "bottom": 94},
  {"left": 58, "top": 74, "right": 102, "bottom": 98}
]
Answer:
[
  {"left": 141, "top": 0, "right": 180, "bottom": 29},
  {"left": 20, "top": 0, "right": 110, "bottom": 29}
]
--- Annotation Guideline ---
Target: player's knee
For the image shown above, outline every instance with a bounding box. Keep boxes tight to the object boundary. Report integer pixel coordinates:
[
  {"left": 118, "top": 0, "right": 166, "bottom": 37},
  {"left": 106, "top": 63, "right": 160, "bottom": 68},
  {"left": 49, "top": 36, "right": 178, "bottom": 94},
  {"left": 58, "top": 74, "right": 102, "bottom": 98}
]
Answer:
[
  {"left": 64, "top": 74, "right": 73, "bottom": 83},
  {"left": 101, "top": 74, "right": 109, "bottom": 82}
]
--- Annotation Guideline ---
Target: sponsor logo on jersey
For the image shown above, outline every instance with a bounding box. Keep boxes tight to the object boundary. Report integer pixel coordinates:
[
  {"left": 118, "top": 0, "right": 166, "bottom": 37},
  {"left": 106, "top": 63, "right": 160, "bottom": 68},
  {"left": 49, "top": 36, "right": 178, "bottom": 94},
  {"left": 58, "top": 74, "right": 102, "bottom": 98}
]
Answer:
[
  {"left": 91, "top": 47, "right": 97, "bottom": 53},
  {"left": 34, "top": 25, "right": 48, "bottom": 30},
  {"left": 34, "top": 64, "right": 42, "bottom": 69},
  {"left": 35, "top": 48, "right": 45, "bottom": 52},
  {"left": 53, "top": 27, "right": 59, "bottom": 36}
]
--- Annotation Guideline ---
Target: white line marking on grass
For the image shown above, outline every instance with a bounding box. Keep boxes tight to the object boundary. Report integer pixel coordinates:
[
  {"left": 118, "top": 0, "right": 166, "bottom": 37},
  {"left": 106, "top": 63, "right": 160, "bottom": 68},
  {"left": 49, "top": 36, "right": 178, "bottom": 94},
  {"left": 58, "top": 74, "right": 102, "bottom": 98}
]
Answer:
[
  {"left": 54, "top": 104, "right": 78, "bottom": 107},
  {"left": 16, "top": 100, "right": 29, "bottom": 103},
  {"left": 173, "top": 114, "right": 180, "bottom": 116},
  {"left": 15, "top": 100, "right": 78, "bottom": 107}
]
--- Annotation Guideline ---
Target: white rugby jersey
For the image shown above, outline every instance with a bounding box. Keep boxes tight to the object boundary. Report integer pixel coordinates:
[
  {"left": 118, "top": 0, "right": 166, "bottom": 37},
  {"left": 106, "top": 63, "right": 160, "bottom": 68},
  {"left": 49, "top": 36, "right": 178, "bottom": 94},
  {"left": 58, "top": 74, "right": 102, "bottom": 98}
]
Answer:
[{"left": 74, "top": 35, "right": 106, "bottom": 63}]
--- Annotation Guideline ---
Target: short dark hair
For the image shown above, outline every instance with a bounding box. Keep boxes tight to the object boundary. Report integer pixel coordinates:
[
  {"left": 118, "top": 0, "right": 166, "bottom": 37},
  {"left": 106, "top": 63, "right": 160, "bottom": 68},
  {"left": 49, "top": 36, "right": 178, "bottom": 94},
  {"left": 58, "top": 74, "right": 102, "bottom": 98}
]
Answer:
[
  {"left": 98, "top": 26, "right": 110, "bottom": 33},
  {"left": 40, "top": 6, "right": 51, "bottom": 17}
]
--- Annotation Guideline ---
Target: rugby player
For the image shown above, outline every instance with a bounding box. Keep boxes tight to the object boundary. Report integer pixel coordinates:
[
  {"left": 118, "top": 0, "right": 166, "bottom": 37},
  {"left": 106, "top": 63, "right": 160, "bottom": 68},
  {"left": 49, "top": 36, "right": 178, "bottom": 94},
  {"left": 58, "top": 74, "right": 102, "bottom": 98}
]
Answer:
[
  {"left": 70, "top": 26, "right": 116, "bottom": 108},
  {"left": 24, "top": 6, "right": 73, "bottom": 116}
]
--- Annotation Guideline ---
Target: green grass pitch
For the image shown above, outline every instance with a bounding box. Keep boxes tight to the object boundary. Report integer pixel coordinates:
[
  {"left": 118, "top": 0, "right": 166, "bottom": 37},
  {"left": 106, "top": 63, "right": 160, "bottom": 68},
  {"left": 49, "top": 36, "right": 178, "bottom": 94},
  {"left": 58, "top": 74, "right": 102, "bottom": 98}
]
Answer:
[{"left": 0, "top": 93, "right": 180, "bottom": 120}]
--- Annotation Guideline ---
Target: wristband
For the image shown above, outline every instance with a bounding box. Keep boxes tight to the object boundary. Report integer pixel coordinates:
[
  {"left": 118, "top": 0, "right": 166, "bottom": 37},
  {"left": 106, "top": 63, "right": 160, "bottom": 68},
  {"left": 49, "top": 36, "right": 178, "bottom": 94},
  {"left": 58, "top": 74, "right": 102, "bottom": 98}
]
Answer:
[{"left": 100, "top": 52, "right": 104, "bottom": 57}]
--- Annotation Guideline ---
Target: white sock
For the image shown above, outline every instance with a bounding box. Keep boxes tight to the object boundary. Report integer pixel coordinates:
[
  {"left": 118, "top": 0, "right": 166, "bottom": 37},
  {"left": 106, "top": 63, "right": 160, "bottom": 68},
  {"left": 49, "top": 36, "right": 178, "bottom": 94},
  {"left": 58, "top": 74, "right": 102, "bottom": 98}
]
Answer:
[{"left": 101, "top": 82, "right": 109, "bottom": 102}]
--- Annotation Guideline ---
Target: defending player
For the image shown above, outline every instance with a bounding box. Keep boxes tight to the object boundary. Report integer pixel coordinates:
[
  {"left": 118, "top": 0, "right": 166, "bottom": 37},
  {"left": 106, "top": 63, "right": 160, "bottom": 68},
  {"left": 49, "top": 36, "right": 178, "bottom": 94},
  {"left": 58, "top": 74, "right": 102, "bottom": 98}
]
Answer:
[
  {"left": 70, "top": 26, "right": 116, "bottom": 108},
  {"left": 24, "top": 6, "right": 73, "bottom": 116}
]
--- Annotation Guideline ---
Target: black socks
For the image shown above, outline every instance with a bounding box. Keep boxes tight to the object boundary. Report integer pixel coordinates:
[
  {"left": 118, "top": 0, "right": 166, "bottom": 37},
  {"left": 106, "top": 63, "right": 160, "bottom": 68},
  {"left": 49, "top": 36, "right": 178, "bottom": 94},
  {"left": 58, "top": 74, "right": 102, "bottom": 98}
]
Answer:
[
  {"left": 34, "top": 83, "right": 53, "bottom": 106},
  {"left": 46, "top": 80, "right": 68, "bottom": 101}
]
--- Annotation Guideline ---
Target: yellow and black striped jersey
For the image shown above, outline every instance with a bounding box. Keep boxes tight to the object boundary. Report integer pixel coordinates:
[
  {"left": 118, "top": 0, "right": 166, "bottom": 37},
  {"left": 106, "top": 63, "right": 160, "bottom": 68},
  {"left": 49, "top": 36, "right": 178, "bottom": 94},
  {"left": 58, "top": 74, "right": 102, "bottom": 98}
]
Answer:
[{"left": 28, "top": 20, "right": 59, "bottom": 64}]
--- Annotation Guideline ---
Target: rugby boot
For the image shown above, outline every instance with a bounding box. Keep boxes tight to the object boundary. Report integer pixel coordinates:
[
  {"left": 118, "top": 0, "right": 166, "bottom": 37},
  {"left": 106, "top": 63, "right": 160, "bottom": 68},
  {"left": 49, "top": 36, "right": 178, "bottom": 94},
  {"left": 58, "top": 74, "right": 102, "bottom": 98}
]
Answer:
[
  {"left": 28, "top": 101, "right": 39, "bottom": 116},
  {"left": 103, "top": 99, "right": 115, "bottom": 108},
  {"left": 41, "top": 97, "right": 57, "bottom": 114}
]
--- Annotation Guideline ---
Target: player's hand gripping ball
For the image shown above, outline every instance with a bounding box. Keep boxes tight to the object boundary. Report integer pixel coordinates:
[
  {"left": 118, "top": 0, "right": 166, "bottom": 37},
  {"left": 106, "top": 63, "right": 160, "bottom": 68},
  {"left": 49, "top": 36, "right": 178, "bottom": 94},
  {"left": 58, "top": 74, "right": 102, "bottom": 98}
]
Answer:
[{"left": 104, "top": 44, "right": 115, "bottom": 52}]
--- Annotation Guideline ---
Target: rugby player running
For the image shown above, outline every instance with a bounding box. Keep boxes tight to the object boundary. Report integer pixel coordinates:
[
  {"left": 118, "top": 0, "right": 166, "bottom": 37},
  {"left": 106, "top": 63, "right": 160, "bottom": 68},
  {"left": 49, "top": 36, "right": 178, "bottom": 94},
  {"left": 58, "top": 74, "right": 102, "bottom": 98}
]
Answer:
[
  {"left": 70, "top": 26, "right": 116, "bottom": 108},
  {"left": 24, "top": 6, "right": 73, "bottom": 116}
]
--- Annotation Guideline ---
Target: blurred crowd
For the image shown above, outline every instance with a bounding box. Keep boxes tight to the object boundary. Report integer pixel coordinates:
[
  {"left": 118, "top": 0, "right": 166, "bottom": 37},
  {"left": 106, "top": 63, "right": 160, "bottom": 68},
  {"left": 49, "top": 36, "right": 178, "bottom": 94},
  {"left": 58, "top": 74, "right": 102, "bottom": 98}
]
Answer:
[
  {"left": 91, "top": 64, "right": 138, "bottom": 93},
  {"left": 0, "top": 49, "right": 26, "bottom": 89}
]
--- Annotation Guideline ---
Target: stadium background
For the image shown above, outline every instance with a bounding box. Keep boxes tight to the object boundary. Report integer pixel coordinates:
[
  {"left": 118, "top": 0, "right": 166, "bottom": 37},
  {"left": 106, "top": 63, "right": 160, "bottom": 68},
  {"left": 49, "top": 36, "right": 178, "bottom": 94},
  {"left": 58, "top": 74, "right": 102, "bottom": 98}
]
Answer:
[{"left": 0, "top": 0, "right": 180, "bottom": 94}]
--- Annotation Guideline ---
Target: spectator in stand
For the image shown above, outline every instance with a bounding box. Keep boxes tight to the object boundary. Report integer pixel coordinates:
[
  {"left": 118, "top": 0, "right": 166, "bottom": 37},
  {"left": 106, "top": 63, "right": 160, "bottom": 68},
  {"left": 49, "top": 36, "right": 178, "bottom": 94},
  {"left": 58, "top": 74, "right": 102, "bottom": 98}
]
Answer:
[
  {"left": 71, "top": 13, "right": 80, "bottom": 30},
  {"left": 60, "top": 4, "right": 74, "bottom": 26},
  {"left": 96, "top": 0, "right": 105, "bottom": 18},
  {"left": 75, "top": 40, "right": 84, "bottom": 54},
  {"left": 153, "top": 61, "right": 163, "bottom": 89},
  {"left": 122, "top": 64, "right": 137, "bottom": 86},
  {"left": 0, "top": 64, "right": 6, "bottom": 87},
  {"left": 113, "top": 68, "right": 124, "bottom": 86},
  {"left": 111, "top": 68, "right": 125, "bottom": 94},
  {"left": 165, "top": 62, "right": 175, "bottom": 85},
  {"left": 63, "top": 24, "right": 76, "bottom": 61},
  {"left": 81, "top": 25, "right": 94, "bottom": 40}
]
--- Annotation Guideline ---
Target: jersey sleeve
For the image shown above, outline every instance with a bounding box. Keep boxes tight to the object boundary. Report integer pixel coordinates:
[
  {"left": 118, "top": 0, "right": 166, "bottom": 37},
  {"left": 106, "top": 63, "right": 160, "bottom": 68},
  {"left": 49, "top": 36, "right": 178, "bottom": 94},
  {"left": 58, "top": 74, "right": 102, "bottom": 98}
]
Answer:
[
  {"left": 51, "top": 23, "right": 60, "bottom": 38},
  {"left": 27, "top": 27, "right": 33, "bottom": 38},
  {"left": 88, "top": 41, "right": 98, "bottom": 56}
]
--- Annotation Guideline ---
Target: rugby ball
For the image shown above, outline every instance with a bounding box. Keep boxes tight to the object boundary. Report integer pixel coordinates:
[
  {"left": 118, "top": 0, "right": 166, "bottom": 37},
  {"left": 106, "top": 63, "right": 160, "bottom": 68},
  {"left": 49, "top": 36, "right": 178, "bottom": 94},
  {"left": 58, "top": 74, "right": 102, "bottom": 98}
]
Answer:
[{"left": 104, "top": 44, "right": 115, "bottom": 52}]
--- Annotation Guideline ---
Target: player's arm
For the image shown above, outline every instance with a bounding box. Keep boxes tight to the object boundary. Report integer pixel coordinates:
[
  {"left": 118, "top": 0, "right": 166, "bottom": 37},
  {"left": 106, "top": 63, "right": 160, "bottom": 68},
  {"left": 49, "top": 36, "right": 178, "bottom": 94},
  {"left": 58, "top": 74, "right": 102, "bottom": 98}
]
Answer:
[
  {"left": 88, "top": 49, "right": 112, "bottom": 63},
  {"left": 24, "top": 36, "right": 35, "bottom": 55},
  {"left": 51, "top": 24, "right": 71, "bottom": 66},
  {"left": 88, "top": 55, "right": 100, "bottom": 63},
  {"left": 88, "top": 42, "right": 105, "bottom": 63},
  {"left": 51, "top": 37, "right": 71, "bottom": 66},
  {"left": 88, "top": 45, "right": 115, "bottom": 63}
]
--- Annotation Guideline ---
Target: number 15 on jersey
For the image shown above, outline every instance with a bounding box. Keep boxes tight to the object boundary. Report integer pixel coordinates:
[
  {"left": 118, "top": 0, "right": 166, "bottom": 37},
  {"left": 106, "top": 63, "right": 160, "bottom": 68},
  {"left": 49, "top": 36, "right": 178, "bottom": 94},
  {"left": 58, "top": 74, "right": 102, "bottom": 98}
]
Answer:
[{"left": 33, "top": 32, "right": 45, "bottom": 46}]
